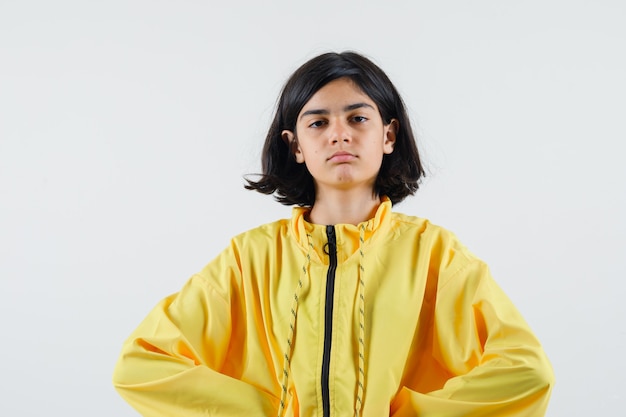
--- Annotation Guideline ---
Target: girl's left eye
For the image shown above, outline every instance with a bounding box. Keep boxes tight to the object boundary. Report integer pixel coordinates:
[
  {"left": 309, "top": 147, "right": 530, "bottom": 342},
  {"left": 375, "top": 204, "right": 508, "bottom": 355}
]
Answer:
[{"left": 352, "top": 116, "right": 368, "bottom": 123}]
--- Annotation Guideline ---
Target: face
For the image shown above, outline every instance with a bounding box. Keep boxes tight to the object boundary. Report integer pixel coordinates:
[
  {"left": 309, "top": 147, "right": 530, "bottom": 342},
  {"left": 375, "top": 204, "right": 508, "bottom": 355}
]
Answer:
[{"left": 282, "top": 78, "right": 396, "bottom": 196}]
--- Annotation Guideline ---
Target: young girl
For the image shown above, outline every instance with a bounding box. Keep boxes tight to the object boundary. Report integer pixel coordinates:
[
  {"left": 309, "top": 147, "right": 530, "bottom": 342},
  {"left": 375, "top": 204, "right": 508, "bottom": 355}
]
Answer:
[{"left": 113, "top": 52, "right": 554, "bottom": 417}]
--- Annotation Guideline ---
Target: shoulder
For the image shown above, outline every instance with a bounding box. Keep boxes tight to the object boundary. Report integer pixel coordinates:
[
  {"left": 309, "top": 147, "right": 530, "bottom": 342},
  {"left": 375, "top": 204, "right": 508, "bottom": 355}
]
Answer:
[
  {"left": 193, "top": 218, "right": 291, "bottom": 294},
  {"left": 389, "top": 210, "right": 485, "bottom": 282},
  {"left": 389, "top": 211, "right": 467, "bottom": 250},
  {"left": 230, "top": 218, "right": 291, "bottom": 247},
  {"left": 197, "top": 217, "right": 291, "bottom": 270}
]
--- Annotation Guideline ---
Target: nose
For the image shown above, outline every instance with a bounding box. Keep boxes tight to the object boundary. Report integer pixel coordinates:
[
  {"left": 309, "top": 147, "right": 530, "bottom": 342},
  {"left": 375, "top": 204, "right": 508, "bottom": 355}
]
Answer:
[{"left": 328, "top": 119, "right": 351, "bottom": 144}]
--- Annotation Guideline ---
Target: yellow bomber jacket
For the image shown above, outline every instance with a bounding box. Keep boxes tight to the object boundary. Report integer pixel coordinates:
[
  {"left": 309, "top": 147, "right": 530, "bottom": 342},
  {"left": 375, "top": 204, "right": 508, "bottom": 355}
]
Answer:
[{"left": 113, "top": 198, "right": 554, "bottom": 416}]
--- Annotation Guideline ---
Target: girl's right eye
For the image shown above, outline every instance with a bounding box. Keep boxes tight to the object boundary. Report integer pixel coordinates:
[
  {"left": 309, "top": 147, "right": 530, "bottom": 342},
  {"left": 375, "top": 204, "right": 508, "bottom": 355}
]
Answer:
[{"left": 309, "top": 120, "right": 326, "bottom": 128}]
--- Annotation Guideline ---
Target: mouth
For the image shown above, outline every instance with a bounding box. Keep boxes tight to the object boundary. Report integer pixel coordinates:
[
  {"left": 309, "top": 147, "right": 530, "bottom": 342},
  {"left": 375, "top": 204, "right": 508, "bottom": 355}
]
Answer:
[{"left": 328, "top": 151, "right": 356, "bottom": 162}]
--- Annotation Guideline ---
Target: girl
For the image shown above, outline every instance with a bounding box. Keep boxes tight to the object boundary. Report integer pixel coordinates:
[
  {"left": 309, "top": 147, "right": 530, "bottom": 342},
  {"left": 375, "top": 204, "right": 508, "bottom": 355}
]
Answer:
[{"left": 113, "top": 52, "right": 554, "bottom": 416}]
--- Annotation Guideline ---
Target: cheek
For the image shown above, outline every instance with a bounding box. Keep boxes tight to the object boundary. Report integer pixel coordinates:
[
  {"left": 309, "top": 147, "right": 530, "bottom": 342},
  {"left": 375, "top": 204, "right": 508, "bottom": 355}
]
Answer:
[
  {"left": 295, "top": 142, "right": 320, "bottom": 164},
  {"left": 302, "top": 143, "right": 321, "bottom": 157}
]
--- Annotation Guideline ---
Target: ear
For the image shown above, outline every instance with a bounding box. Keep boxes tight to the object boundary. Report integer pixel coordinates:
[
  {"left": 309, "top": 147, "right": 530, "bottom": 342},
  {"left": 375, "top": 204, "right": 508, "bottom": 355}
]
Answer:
[
  {"left": 383, "top": 119, "right": 398, "bottom": 154},
  {"left": 282, "top": 130, "right": 305, "bottom": 163}
]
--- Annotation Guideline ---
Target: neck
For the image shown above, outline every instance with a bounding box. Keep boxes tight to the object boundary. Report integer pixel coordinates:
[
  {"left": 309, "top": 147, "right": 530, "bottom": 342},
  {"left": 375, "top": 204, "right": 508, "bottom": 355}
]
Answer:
[{"left": 308, "top": 188, "right": 382, "bottom": 226}]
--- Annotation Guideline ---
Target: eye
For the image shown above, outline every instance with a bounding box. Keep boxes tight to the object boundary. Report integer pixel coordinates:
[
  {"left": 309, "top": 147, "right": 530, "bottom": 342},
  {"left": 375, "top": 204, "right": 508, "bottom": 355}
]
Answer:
[
  {"left": 308, "top": 120, "right": 326, "bottom": 128},
  {"left": 352, "top": 116, "right": 368, "bottom": 123}
]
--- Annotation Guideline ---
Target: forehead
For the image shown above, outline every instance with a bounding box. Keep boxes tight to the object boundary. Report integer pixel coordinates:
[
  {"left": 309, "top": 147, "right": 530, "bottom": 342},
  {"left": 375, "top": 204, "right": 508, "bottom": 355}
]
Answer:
[{"left": 300, "top": 78, "right": 377, "bottom": 113}]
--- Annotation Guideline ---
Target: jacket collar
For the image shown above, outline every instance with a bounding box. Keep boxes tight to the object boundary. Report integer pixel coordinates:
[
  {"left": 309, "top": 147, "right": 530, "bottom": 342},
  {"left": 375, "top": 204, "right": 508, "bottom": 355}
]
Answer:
[{"left": 290, "top": 196, "right": 393, "bottom": 263}]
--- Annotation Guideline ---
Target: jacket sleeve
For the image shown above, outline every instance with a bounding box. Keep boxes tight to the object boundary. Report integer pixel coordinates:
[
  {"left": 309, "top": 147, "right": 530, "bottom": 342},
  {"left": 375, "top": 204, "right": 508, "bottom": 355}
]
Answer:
[
  {"left": 112, "top": 247, "right": 279, "bottom": 417},
  {"left": 393, "top": 259, "right": 554, "bottom": 417}
]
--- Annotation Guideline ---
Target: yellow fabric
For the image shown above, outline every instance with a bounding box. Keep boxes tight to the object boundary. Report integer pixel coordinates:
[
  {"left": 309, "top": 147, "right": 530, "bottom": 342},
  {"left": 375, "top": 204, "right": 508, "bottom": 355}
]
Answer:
[{"left": 113, "top": 198, "right": 554, "bottom": 416}]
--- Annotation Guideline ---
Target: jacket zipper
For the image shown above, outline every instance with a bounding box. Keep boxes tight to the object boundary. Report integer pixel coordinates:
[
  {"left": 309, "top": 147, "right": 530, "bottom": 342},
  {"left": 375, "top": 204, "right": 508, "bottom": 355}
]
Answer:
[{"left": 321, "top": 225, "right": 337, "bottom": 417}]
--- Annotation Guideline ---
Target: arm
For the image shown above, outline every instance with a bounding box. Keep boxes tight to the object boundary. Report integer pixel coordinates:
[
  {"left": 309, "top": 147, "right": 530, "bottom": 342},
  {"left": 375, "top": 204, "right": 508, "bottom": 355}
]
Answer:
[
  {"left": 112, "top": 249, "right": 279, "bottom": 416},
  {"left": 393, "top": 260, "right": 554, "bottom": 417}
]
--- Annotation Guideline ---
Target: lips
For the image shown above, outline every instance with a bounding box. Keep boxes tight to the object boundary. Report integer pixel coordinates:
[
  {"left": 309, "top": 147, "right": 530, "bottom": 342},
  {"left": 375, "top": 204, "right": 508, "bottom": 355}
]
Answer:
[{"left": 328, "top": 151, "right": 356, "bottom": 162}]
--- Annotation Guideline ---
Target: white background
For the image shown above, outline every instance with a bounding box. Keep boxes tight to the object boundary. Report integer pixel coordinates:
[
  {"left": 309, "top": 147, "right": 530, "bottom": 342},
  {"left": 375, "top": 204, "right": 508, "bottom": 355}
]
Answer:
[{"left": 1, "top": 1, "right": 625, "bottom": 415}]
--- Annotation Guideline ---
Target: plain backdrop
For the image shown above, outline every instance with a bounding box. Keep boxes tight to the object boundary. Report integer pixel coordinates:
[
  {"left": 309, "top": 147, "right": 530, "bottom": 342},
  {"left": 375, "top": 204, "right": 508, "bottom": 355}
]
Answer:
[{"left": 1, "top": 1, "right": 625, "bottom": 415}]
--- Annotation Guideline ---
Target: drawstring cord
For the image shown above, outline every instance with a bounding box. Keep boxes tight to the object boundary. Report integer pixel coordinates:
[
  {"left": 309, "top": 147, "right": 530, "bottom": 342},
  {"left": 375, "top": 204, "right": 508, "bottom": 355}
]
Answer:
[
  {"left": 277, "top": 234, "right": 313, "bottom": 417},
  {"left": 278, "top": 226, "right": 367, "bottom": 417},
  {"left": 355, "top": 224, "right": 366, "bottom": 417}
]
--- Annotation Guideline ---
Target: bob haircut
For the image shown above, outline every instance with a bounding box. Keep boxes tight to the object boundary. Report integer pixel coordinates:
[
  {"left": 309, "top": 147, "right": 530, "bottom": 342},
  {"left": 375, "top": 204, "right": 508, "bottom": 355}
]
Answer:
[{"left": 245, "top": 51, "right": 424, "bottom": 206}]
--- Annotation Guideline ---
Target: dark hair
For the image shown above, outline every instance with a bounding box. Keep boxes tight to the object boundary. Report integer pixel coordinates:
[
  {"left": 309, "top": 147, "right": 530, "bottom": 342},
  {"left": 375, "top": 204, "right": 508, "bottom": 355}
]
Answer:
[{"left": 245, "top": 51, "right": 424, "bottom": 206}]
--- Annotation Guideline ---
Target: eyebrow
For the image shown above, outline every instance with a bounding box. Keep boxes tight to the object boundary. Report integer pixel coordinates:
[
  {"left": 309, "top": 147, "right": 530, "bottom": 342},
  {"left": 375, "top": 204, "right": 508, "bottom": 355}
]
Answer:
[{"left": 299, "top": 102, "right": 375, "bottom": 120}]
